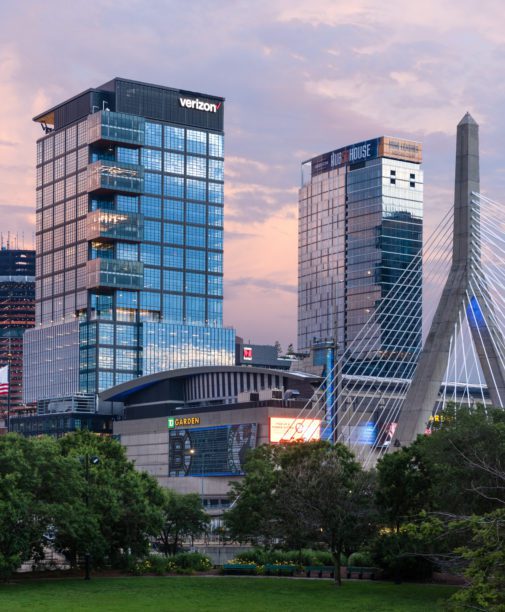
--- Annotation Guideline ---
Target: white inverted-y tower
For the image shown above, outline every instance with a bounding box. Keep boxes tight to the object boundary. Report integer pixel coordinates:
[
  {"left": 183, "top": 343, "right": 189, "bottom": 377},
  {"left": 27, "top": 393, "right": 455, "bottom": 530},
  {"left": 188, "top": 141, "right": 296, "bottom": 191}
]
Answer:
[{"left": 394, "top": 113, "right": 505, "bottom": 446}]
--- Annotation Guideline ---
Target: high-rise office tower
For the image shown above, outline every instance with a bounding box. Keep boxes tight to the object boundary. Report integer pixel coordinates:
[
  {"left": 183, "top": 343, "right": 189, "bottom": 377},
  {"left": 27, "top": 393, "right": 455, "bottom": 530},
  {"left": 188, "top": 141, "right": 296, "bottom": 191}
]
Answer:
[
  {"left": 298, "top": 137, "right": 423, "bottom": 378},
  {"left": 0, "top": 247, "right": 35, "bottom": 417},
  {"left": 24, "top": 78, "right": 234, "bottom": 405}
]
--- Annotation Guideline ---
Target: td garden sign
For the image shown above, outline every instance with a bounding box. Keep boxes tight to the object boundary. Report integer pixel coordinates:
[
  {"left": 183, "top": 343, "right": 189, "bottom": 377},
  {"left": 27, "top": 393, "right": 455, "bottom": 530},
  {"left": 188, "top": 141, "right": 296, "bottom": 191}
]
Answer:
[{"left": 167, "top": 416, "right": 201, "bottom": 429}]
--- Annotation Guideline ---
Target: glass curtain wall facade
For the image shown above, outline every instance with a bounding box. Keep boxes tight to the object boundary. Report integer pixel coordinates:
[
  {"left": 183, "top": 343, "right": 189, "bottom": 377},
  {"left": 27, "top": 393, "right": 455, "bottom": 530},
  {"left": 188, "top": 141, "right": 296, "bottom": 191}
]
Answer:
[
  {"left": 24, "top": 78, "right": 234, "bottom": 403},
  {"left": 298, "top": 137, "right": 423, "bottom": 378}
]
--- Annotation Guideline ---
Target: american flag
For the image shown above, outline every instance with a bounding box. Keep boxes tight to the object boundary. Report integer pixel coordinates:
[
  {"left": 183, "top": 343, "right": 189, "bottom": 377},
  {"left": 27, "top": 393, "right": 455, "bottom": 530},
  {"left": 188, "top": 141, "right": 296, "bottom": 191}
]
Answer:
[{"left": 0, "top": 366, "right": 9, "bottom": 396}]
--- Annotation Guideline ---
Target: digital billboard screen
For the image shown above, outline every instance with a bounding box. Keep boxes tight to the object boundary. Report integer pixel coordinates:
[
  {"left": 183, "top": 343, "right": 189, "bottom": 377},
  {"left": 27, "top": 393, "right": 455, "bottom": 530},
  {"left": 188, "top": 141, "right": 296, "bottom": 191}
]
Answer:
[
  {"left": 270, "top": 417, "right": 321, "bottom": 443},
  {"left": 169, "top": 423, "right": 257, "bottom": 477}
]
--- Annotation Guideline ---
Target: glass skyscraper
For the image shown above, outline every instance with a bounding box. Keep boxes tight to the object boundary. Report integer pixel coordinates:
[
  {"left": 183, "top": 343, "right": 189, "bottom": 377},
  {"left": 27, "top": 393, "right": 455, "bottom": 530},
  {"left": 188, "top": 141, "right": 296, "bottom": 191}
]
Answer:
[
  {"left": 298, "top": 137, "right": 423, "bottom": 378},
  {"left": 24, "top": 78, "right": 234, "bottom": 404}
]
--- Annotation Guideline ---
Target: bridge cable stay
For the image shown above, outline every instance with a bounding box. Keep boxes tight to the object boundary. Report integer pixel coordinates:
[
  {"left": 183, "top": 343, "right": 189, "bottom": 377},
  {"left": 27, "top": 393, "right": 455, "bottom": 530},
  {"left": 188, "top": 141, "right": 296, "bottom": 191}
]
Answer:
[{"left": 277, "top": 206, "right": 454, "bottom": 446}]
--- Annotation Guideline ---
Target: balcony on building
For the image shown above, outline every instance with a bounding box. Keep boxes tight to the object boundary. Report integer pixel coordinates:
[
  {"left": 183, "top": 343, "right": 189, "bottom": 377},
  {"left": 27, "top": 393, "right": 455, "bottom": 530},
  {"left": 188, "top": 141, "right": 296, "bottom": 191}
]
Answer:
[
  {"left": 86, "top": 210, "right": 144, "bottom": 243},
  {"left": 86, "top": 258, "right": 144, "bottom": 291},
  {"left": 87, "top": 159, "right": 144, "bottom": 195},
  {"left": 88, "top": 110, "right": 145, "bottom": 146}
]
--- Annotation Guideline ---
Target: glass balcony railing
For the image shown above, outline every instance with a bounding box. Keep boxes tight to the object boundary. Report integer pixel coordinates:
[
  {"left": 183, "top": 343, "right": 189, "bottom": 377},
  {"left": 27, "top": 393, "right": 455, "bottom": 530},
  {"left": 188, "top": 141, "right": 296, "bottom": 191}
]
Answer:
[
  {"left": 86, "top": 258, "right": 144, "bottom": 291},
  {"left": 86, "top": 210, "right": 144, "bottom": 242},
  {"left": 88, "top": 111, "right": 145, "bottom": 146},
  {"left": 88, "top": 160, "right": 144, "bottom": 194}
]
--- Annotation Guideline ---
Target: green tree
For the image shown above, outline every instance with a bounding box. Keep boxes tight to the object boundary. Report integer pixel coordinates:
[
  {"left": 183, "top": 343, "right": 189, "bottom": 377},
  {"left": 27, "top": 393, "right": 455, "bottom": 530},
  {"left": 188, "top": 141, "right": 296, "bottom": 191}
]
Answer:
[
  {"left": 376, "top": 443, "right": 433, "bottom": 531},
  {"left": 56, "top": 431, "right": 164, "bottom": 566},
  {"left": 158, "top": 490, "right": 209, "bottom": 555},
  {"left": 0, "top": 434, "right": 81, "bottom": 578},
  {"left": 224, "top": 445, "right": 281, "bottom": 547},
  {"left": 225, "top": 441, "right": 377, "bottom": 584},
  {"left": 449, "top": 509, "right": 505, "bottom": 611},
  {"left": 275, "top": 442, "right": 377, "bottom": 585}
]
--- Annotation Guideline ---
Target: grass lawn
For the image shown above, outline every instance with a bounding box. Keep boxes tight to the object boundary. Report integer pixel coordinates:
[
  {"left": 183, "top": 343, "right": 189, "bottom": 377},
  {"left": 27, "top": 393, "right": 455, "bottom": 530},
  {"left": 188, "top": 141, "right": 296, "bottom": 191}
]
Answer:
[{"left": 0, "top": 576, "right": 458, "bottom": 612}]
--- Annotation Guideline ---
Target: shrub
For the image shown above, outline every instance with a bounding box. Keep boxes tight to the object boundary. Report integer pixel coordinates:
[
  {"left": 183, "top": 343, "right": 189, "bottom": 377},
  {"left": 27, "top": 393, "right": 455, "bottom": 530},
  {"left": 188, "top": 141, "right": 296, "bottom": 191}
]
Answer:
[
  {"left": 348, "top": 551, "right": 374, "bottom": 567},
  {"left": 234, "top": 549, "right": 269, "bottom": 565},
  {"left": 371, "top": 532, "right": 435, "bottom": 581},
  {"left": 172, "top": 552, "right": 212, "bottom": 571}
]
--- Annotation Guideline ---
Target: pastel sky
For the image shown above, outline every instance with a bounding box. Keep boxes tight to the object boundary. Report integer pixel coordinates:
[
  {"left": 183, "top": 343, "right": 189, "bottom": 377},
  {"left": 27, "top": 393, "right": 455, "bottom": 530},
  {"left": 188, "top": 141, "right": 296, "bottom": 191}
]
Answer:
[{"left": 1, "top": 0, "right": 505, "bottom": 350}]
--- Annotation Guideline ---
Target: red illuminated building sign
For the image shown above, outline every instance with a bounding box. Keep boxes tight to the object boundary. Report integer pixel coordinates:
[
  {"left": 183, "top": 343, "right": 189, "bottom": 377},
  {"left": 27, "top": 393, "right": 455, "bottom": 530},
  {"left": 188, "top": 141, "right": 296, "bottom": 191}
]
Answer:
[{"left": 243, "top": 347, "right": 253, "bottom": 361}]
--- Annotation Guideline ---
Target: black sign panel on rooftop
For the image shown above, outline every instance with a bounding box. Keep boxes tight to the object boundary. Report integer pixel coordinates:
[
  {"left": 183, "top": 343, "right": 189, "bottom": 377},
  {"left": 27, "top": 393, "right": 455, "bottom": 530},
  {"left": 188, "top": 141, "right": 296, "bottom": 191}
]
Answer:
[{"left": 114, "top": 79, "right": 224, "bottom": 131}]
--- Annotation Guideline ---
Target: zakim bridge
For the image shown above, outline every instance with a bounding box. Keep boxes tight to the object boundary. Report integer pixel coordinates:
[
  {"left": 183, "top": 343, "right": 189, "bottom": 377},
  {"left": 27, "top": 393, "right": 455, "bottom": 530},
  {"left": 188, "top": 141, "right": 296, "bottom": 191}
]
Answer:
[{"left": 281, "top": 114, "right": 505, "bottom": 466}]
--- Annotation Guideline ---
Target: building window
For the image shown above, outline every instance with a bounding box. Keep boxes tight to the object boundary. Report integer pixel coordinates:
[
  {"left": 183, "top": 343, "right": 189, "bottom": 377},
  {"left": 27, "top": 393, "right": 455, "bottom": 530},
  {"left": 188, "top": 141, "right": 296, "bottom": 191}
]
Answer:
[
  {"left": 186, "top": 249, "right": 206, "bottom": 271},
  {"left": 164, "top": 176, "right": 184, "bottom": 198},
  {"left": 208, "top": 228, "right": 223, "bottom": 250},
  {"left": 163, "top": 293, "right": 183, "bottom": 322},
  {"left": 117, "top": 242, "right": 138, "bottom": 261},
  {"left": 186, "top": 179, "right": 206, "bottom": 201},
  {"left": 185, "top": 296, "right": 206, "bottom": 324},
  {"left": 145, "top": 172, "right": 162, "bottom": 195},
  {"left": 140, "top": 243, "right": 161, "bottom": 265},
  {"left": 164, "top": 152, "right": 184, "bottom": 175},
  {"left": 186, "top": 272, "right": 206, "bottom": 295},
  {"left": 141, "top": 148, "right": 162, "bottom": 171},
  {"left": 186, "top": 130, "right": 207, "bottom": 155},
  {"left": 208, "top": 275, "right": 223, "bottom": 296},
  {"left": 208, "top": 298, "right": 222, "bottom": 325},
  {"left": 208, "top": 159, "right": 224, "bottom": 181},
  {"left": 116, "top": 325, "right": 137, "bottom": 346},
  {"left": 163, "top": 246, "right": 183, "bottom": 268},
  {"left": 116, "top": 291, "right": 138, "bottom": 309},
  {"left": 98, "top": 323, "right": 114, "bottom": 345},
  {"left": 390, "top": 178, "right": 396, "bottom": 185},
  {"left": 208, "top": 205, "right": 223, "bottom": 227},
  {"left": 165, "top": 223, "right": 184, "bottom": 245},
  {"left": 144, "top": 220, "right": 161, "bottom": 242},
  {"left": 208, "top": 182, "right": 223, "bottom": 204},
  {"left": 115, "top": 349, "right": 137, "bottom": 371},
  {"left": 186, "top": 202, "right": 206, "bottom": 225},
  {"left": 163, "top": 270, "right": 183, "bottom": 292},
  {"left": 116, "top": 195, "right": 138, "bottom": 213},
  {"left": 144, "top": 267, "right": 161, "bottom": 289},
  {"left": 164, "top": 199, "right": 184, "bottom": 222},
  {"left": 140, "top": 291, "right": 161, "bottom": 311},
  {"left": 117, "top": 147, "right": 139, "bottom": 165},
  {"left": 208, "top": 133, "right": 223, "bottom": 157},
  {"left": 164, "top": 125, "right": 185, "bottom": 151},
  {"left": 186, "top": 225, "right": 206, "bottom": 248},
  {"left": 140, "top": 196, "right": 161, "bottom": 218},
  {"left": 145, "top": 122, "right": 162, "bottom": 147},
  {"left": 208, "top": 251, "right": 222, "bottom": 272},
  {"left": 98, "top": 347, "right": 114, "bottom": 369},
  {"left": 186, "top": 156, "right": 206, "bottom": 178}
]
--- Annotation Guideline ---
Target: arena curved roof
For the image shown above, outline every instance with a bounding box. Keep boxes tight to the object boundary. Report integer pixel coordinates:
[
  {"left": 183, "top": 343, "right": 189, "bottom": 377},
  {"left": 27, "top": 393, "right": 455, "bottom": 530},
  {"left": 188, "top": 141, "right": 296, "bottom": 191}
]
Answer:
[{"left": 100, "top": 365, "right": 321, "bottom": 402}]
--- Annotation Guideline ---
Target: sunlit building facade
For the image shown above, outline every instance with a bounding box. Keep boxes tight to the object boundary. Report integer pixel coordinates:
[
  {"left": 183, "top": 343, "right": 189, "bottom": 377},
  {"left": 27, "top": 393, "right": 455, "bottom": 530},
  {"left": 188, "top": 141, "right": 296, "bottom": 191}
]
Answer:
[
  {"left": 298, "top": 137, "right": 423, "bottom": 378},
  {"left": 24, "top": 78, "right": 234, "bottom": 404}
]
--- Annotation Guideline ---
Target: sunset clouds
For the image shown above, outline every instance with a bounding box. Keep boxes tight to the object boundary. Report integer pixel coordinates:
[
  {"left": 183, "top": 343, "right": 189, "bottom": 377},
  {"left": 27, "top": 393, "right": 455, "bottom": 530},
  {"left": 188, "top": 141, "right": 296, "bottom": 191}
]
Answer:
[{"left": 0, "top": 0, "right": 504, "bottom": 346}]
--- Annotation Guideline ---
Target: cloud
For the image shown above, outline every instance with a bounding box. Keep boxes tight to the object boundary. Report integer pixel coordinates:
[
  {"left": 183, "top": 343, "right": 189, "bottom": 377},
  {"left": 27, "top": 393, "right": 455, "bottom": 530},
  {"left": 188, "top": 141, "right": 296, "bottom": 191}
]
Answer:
[{"left": 1, "top": 0, "right": 505, "bottom": 347}]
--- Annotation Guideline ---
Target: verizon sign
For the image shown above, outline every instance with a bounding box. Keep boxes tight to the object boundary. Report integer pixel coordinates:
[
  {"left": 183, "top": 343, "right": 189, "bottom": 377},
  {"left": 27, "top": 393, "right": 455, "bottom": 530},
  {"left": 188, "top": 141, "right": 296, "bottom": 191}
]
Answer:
[{"left": 179, "top": 97, "right": 222, "bottom": 113}]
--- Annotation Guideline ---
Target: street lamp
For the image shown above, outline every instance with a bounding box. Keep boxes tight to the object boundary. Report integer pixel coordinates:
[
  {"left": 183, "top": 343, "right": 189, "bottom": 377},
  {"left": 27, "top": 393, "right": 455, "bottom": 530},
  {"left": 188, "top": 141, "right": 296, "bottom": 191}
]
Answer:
[
  {"left": 80, "top": 453, "right": 100, "bottom": 580},
  {"left": 185, "top": 448, "right": 207, "bottom": 502}
]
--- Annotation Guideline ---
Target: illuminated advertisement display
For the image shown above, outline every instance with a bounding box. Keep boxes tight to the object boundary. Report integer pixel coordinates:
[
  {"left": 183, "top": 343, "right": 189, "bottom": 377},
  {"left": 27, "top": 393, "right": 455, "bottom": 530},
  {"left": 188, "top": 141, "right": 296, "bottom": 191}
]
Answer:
[
  {"left": 169, "top": 423, "right": 257, "bottom": 477},
  {"left": 243, "top": 347, "right": 253, "bottom": 361},
  {"left": 270, "top": 417, "right": 321, "bottom": 443},
  {"left": 341, "top": 422, "right": 378, "bottom": 445}
]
